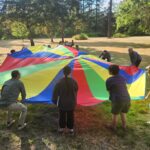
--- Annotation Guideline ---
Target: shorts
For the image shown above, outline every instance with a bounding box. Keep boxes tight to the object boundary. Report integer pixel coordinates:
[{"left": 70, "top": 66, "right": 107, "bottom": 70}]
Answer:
[{"left": 111, "top": 102, "right": 130, "bottom": 115}]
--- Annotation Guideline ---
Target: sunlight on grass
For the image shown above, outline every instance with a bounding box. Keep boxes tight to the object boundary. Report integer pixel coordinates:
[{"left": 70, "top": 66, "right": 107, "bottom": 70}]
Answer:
[{"left": 0, "top": 38, "right": 150, "bottom": 149}]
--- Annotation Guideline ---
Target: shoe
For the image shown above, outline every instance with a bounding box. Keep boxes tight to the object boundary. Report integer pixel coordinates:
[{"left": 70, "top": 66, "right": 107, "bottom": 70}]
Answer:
[
  {"left": 69, "top": 129, "right": 75, "bottom": 135},
  {"left": 58, "top": 128, "right": 64, "bottom": 134},
  {"left": 18, "top": 123, "right": 27, "bottom": 130},
  {"left": 7, "top": 120, "right": 15, "bottom": 128}
]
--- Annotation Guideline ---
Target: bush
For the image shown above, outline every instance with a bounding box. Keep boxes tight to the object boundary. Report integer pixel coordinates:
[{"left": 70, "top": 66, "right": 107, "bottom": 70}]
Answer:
[
  {"left": 73, "top": 33, "right": 88, "bottom": 40},
  {"left": 87, "top": 33, "right": 105, "bottom": 37},
  {"left": 113, "top": 33, "right": 128, "bottom": 38},
  {"left": 1, "top": 35, "right": 9, "bottom": 40}
]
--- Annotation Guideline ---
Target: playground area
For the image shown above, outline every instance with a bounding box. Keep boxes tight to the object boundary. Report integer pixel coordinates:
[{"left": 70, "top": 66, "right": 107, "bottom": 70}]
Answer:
[{"left": 0, "top": 37, "right": 150, "bottom": 150}]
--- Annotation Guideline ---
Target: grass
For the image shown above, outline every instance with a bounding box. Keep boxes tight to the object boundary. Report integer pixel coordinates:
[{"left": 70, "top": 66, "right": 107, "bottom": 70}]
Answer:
[{"left": 0, "top": 37, "right": 150, "bottom": 150}]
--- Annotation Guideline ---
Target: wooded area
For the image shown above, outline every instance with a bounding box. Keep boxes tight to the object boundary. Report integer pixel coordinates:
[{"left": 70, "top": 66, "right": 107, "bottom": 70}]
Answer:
[{"left": 0, "top": 0, "right": 150, "bottom": 45}]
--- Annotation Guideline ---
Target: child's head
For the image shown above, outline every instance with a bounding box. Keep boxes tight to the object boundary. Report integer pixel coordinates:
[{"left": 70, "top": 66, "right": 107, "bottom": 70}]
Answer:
[
  {"left": 76, "top": 45, "right": 79, "bottom": 49},
  {"left": 108, "top": 65, "right": 119, "bottom": 75},
  {"left": 128, "top": 47, "right": 133, "bottom": 53},
  {"left": 10, "top": 49, "right": 16, "bottom": 54},
  {"left": 11, "top": 70, "right": 21, "bottom": 79},
  {"left": 63, "top": 66, "right": 71, "bottom": 77}
]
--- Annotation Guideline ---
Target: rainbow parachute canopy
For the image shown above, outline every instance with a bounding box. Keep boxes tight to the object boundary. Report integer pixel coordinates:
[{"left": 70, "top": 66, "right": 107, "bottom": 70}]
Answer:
[{"left": 0, "top": 46, "right": 146, "bottom": 106}]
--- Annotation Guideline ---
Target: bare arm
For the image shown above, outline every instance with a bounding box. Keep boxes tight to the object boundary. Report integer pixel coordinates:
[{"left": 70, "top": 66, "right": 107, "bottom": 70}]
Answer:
[{"left": 20, "top": 82, "right": 26, "bottom": 100}]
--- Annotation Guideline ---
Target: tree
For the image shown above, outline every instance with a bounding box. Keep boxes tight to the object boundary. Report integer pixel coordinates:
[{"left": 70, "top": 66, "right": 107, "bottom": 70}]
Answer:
[
  {"left": 0, "top": 0, "right": 118, "bottom": 40},
  {"left": 2, "top": 0, "right": 40, "bottom": 45},
  {"left": 11, "top": 21, "right": 29, "bottom": 39},
  {"left": 116, "top": 0, "right": 150, "bottom": 35},
  {"left": 107, "top": 0, "right": 112, "bottom": 38}
]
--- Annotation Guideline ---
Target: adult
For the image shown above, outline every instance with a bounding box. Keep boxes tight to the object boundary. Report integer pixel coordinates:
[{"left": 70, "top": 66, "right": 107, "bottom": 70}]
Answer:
[
  {"left": 0, "top": 70, "right": 27, "bottom": 130},
  {"left": 52, "top": 66, "right": 78, "bottom": 134},
  {"left": 128, "top": 48, "right": 142, "bottom": 67},
  {"left": 106, "top": 65, "right": 131, "bottom": 131},
  {"left": 99, "top": 50, "right": 111, "bottom": 62}
]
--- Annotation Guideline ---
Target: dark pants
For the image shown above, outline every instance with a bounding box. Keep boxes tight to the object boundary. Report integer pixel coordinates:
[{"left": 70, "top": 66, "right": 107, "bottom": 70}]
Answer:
[
  {"left": 102, "top": 56, "right": 111, "bottom": 62},
  {"left": 59, "top": 110, "right": 74, "bottom": 129},
  {"left": 135, "top": 59, "right": 141, "bottom": 67}
]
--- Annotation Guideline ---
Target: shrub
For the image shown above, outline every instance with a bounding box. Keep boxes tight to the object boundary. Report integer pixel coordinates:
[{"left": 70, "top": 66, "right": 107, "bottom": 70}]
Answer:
[
  {"left": 113, "top": 33, "right": 128, "bottom": 38},
  {"left": 73, "top": 33, "right": 88, "bottom": 40},
  {"left": 87, "top": 32, "right": 104, "bottom": 37},
  {"left": 1, "top": 35, "right": 9, "bottom": 40},
  {"left": 11, "top": 21, "right": 29, "bottom": 39}
]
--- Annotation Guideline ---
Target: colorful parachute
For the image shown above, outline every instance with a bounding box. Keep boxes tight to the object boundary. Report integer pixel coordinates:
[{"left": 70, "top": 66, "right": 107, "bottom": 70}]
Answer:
[
  {"left": 28, "top": 45, "right": 87, "bottom": 57},
  {"left": 0, "top": 46, "right": 146, "bottom": 106}
]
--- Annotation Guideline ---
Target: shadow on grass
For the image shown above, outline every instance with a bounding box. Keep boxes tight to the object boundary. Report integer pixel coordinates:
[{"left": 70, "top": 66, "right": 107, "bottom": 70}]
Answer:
[
  {"left": 0, "top": 103, "right": 111, "bottom": 149},
  {"left": 0, "top": 100, "right": 150, "bottom": 149}
]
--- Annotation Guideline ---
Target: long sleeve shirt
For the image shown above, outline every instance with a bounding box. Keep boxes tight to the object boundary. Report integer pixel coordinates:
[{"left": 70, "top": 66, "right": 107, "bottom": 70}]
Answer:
[
  {"left": 52, "top": 77, "right": 78, "bottom": 111},
  {"left": 129, "top": 51, "right": 142, "bottom": 65}
]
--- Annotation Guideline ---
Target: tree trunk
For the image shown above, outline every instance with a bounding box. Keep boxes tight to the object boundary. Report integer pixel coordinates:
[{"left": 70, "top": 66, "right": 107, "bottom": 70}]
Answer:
[
  {"left": 61, "top": 36, "right": 64, "bottom": 43},
  {"left": 95, "top": 0, "right": 98, "bottom": 32},
  {"left": 26, "top": 23, "right": 35, "bottom": 46},
  {"left": 30, "top": 38, "right": 35, "bottom": 46},
  {"left": 83, "top": 0, "right": 85, "bottom": 14},
  {"left": 51, "top": 36, "right": 54, "bottom": 43},
  {"left": 61, "top": 25, "right": 65, "bottom": 43},
  {"left": 107, "top": 0, "right": 112, "bottom": 38}
]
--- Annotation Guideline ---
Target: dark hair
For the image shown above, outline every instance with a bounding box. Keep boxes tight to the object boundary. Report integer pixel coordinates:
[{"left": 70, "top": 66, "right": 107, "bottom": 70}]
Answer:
[
  {"left": 10, "top": 49, "right": 16, "bottom": 54},
  {"left": 128, "top": 47, "right": 133, "bottom": 53},
  {"left": 63, "top": 66, "right": 72, "bottom": 91},
  {"left": 63, "top": 66, "right": 71, "bottom": 77},
  {"left": 108, "top": 65, "right": 119, "bottom": 75},
  {"left": 11, "top": 70, "right": 20, "bottom": 78},
  {"left": 76, "top": 45, "right": 79, "bottom": 49}
]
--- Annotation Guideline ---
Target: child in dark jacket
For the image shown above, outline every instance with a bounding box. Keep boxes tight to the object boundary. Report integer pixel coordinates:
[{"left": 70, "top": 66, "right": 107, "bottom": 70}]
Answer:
[
  {"left": 99, "top": 50, "right": 111, "bottom": 62},
  {"left": 106, "top": 65, "right": 131, "bottom": 131},
  {"left": 128, "top": 48, "right": 142, "bottom": 67},
  {"left": 52, "top": 66, "right": 78, "bottom": 134}
]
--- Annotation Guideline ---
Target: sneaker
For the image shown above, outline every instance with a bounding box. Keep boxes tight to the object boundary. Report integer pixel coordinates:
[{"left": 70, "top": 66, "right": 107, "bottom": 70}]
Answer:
[
  {"left": 7, "top": 120, "right": 15, "bottom": 128},
  {"left": 69, "top": 129, "right": 75, "bottom": 135},
  {"left": 58, "top": 128, "right": 64, "bottom": 134},
  {"left": 18, "top": 123, "right": 27, "bottom": 130}
]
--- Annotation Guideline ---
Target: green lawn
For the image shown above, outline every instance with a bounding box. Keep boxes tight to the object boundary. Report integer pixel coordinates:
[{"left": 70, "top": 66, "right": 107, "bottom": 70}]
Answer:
[{"left": 0, "top": 38, "right": 150, "bottom": 150}]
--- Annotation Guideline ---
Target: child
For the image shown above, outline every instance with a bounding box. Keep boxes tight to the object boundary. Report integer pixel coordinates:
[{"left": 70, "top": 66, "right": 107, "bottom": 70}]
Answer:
[
  {"left": 106, "top": 65, "right": 130, "bottom": 131},
  {"left": 99, "top": 50, "right": 111, "bottom": 62},
  {"left": 52, "top": 66, "right": 78, "bottom": 134}
]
